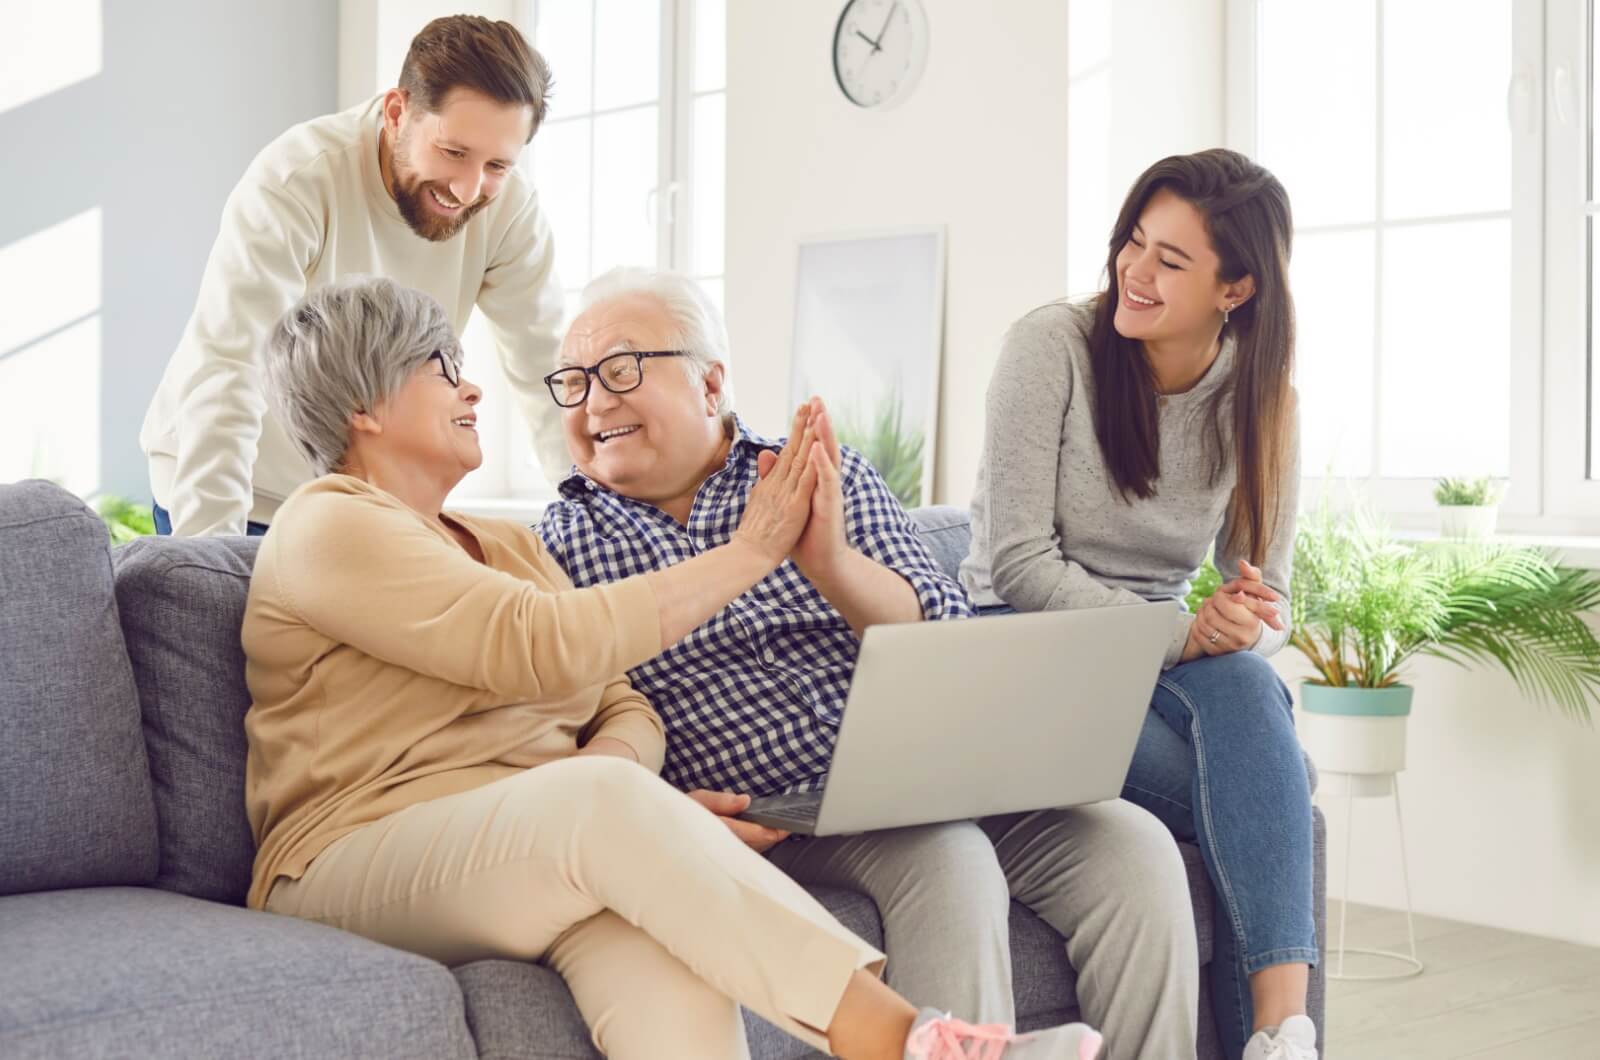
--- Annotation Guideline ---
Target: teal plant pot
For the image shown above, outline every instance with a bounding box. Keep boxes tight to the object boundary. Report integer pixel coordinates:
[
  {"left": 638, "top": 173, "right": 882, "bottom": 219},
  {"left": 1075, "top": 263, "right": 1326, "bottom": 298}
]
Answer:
[
  {"left": 1298, "top": 684, "right": 1413, "bottom": 775},
  {"left": 1301, "top": 683, "right": 1414, "bottom": 717}
]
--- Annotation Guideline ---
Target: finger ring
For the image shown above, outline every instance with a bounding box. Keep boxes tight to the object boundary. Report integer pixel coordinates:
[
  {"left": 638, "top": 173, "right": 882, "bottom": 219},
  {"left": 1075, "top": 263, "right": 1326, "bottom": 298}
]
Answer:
[{"left": 1207, "top": 629, "right": 1222, "bottom": 645}]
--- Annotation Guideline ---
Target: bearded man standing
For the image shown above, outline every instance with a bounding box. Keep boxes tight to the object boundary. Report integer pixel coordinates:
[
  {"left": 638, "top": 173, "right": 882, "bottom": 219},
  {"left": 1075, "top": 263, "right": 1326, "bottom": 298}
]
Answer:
[{"left": 141, "top": 15, "right": 569, "bottom": 536}]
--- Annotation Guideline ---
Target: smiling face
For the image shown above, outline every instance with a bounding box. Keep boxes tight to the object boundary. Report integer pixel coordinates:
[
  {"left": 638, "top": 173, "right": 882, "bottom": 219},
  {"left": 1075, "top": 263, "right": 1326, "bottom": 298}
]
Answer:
[
  {"left": 1112, "top": 187, "right": 1247, "bottom": 347},
  {"left": 557, "top": 293, "right": 727, "bottom": 504},
  {"left": 355, "top": 351, "right": 484, "bottom": 485},
  {"left": 383, "top": 87, "right": 531, "bottom": 242}
]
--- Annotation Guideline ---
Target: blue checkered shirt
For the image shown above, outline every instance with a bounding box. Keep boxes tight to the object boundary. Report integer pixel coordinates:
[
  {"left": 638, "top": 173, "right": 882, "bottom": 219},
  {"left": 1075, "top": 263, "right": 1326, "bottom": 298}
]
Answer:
[{"left": 538, "top": 417, "right": 975, "bottom": 796}]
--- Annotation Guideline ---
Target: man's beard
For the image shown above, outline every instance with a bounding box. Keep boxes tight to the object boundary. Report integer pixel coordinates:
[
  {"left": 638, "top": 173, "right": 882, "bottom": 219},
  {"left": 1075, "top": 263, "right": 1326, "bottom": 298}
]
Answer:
[{"left": 389, "top": 136, "right": 490, "bottom": 243}]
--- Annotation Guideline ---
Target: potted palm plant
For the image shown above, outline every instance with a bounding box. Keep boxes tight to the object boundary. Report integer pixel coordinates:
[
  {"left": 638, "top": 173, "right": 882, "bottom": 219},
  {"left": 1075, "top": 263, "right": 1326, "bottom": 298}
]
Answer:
[
  {"left": 1289, "top": 505, "right": 1600, "bottom": 774},
  {"left": 1433, "top": 476, "right": 1503, "bottom": 538}
]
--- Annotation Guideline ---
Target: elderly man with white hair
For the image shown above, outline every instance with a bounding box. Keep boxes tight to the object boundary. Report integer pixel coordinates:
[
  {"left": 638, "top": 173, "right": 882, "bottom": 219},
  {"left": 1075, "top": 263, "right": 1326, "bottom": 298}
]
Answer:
[{"left": 537, "top": 267, "right": 1201, "bottom": 1059}]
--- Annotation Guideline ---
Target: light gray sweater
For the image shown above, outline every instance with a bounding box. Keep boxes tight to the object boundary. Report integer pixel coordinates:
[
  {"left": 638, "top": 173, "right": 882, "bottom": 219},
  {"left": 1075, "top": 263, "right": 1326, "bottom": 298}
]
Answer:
[{"left": 960, "top": 300, "right": 1299, "bottom": 669}]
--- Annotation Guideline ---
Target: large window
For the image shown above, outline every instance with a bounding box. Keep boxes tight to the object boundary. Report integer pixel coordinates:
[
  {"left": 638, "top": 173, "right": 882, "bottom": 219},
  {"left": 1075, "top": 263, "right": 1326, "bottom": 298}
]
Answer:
[
  {"left": 456, "top": 0, "right": 725, "bottom": 502},
  {"left": 1228, "top": 0, "right": 1542, "bottom": 521}
]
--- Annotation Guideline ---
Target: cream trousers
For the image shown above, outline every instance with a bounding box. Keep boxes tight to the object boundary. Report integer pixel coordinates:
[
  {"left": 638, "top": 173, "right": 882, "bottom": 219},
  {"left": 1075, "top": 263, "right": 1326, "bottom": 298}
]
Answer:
[{"left": 266, "top": 757, "right": 885, "bottom": 1059}]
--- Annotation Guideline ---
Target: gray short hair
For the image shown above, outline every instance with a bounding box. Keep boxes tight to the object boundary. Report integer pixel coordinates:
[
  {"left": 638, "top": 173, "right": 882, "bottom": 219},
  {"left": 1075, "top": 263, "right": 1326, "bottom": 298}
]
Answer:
[
  {"left": 577, "top": 267, "right": 735, "bottom": 416},
  {"left": 264, "top": 277, "right": 461, "bottom": 475}
]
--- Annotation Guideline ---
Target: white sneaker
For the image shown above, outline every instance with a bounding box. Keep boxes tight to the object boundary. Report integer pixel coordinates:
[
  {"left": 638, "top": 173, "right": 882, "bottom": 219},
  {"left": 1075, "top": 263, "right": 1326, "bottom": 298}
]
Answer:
[{"left": 1242, "top": 1014, "right": 1318, "bottom": 1060}]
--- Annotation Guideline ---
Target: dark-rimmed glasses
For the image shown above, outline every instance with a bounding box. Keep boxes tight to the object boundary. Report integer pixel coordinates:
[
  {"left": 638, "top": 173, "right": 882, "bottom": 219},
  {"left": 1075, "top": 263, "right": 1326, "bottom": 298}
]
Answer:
[
  {"left": 428, "top": 349, "right": 461, "bottom": 387},
  {"left": 543, "top": 350, "right": 685, "bottom": 408}
]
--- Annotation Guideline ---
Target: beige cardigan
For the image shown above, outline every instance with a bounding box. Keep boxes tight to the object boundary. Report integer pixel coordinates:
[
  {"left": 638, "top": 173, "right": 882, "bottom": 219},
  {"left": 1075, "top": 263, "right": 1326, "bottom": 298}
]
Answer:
[{"left": 242, "top": 476, "right": 665, "bottom": 910}]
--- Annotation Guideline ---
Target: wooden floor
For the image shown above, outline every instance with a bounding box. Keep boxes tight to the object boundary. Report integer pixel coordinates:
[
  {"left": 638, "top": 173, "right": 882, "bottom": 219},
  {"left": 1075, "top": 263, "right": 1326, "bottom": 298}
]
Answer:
[{"left": 1324, "top": 902, "right": 1600, "bottom": 1058}]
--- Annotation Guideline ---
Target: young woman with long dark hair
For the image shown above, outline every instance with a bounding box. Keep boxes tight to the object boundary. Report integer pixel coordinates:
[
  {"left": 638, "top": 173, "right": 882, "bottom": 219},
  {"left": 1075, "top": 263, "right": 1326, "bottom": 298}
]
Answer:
[{"left": 962, "top": 149, "right": 1317, "bottom": 1060}]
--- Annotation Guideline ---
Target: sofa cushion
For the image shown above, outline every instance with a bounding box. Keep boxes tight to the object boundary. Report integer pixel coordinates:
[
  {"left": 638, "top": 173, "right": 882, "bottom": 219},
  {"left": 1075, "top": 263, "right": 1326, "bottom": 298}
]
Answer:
[
  {"left": 0, "top": 887, "right": 476, "bottom": 1060},
  {"left": 0, "top": 480, "right": 159, "bottom": 895},
  {"left": 907, "top": 504, "right": 973, "bottom": 583},
  {"left": 112, "top": 535, "right": 262, "bottom": 904}
]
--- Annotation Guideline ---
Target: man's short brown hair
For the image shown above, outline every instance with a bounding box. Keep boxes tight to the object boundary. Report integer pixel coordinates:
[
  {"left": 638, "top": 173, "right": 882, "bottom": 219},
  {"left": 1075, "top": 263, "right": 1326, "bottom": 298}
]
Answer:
[{"left": 398, "top": 16, "right": 552, "bottom": 141}]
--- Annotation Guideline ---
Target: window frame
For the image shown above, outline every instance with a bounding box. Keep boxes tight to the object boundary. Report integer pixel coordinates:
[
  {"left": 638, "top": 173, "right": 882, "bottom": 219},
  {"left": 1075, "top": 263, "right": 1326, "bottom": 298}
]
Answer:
[{"left": 1225, "top": 0, "right": 1552, "bottom": 528}]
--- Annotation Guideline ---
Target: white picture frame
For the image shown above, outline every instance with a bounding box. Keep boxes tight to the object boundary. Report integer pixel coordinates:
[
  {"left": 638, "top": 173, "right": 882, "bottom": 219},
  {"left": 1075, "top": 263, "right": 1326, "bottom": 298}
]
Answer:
[{"left": 789, "top": 226, "right": 946, "bottom": 508}]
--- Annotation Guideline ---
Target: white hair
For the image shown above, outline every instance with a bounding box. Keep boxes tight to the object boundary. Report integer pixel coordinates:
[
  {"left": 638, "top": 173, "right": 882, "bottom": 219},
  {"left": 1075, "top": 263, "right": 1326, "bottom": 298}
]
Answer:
[
  {"left": 577, "top": 267, "right": 735, "bottom": 417},
  {"left": 264, "top": 276, "right": 461, "bottom": 475}
]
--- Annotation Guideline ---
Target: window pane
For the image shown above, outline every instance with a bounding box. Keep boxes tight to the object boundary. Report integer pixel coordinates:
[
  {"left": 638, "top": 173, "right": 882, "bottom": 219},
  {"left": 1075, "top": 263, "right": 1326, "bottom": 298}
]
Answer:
[
  {"left": 532, "top": 118, "right": 593, "bottom": 284},
  {"left": 1378, "top": 219, "right": 1511, "bottom": 477},
  {"left": 690, "top": 93, "right": 725, "bottom": 276},
  {"left": 1292, "top": 230, "right": 1376, "bottom": 478},
  {"left": 450, "top": 313, "right": 510, "bottom": 500},
  {"left": 534, "top": 0, "right": 593, "bottom": 115},
  {"left": 1384, "top": 0, "right": 1511, "bottom": 220},
  {"left": 593, "top": 0, "right": 660, "bottom": 111},
  {"left": 1258, "top": 0, "right": 1377, "bottom": 227},
  {"left": 693, "top": 0, "right": 726, "bottom": 93},
  {"left": 698, "top": 276, "right": 725, "bottom": 322},
  {"left": 591, "top": 105, "right": 659, "bottom": 275},
  {"left": 1591, "top": 218, "right": 1600, "bottom": 477}
]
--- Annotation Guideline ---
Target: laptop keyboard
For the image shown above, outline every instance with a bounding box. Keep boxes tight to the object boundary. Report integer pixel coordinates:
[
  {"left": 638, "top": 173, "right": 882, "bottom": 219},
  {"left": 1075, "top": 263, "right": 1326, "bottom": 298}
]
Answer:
[{"left": 743, "top": 792, "right": 822, "bottom": 829}]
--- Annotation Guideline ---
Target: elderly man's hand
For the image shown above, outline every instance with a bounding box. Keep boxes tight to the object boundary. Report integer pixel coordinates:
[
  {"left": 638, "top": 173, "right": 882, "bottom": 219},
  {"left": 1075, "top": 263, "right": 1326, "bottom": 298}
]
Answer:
[
  {"left": 762, "top": 397, "right": 848, "bottom": 582},
  {"left": 733, "top": 403, "right": 819, "bottom": 567},
  {"left": 686, "top": 789, "right": 790, "bottom": 853}
]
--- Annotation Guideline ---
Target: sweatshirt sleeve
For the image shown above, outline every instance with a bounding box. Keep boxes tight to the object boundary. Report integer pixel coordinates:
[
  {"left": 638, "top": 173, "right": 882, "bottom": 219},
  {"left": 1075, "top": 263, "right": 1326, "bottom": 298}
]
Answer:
[
  {"left": 166, "top": 174, "right": 324, "bottom": 537},
  {"left": 475, "top": 187, "right": 570, "bottom": 487},
  {"left": 1215, "top": 397, "right": 1301, "bottom": 659},
  {"left": 271, "top": 486, "right": 664, "bottom": 700}
]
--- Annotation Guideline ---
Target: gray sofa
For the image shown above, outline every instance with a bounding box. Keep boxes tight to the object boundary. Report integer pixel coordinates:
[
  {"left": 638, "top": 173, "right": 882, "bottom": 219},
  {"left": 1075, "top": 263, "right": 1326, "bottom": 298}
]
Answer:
[{"left": 0, "top": 479, "right": 1324, "bottom": 1059}]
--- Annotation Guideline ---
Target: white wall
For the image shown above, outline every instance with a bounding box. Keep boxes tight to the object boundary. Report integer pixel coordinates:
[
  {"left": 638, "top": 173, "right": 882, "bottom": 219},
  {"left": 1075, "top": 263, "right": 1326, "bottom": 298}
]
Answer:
[
  {"left": 1280, "top": 653, "right": 1600, "bottom": 949},
  {"left": 726, "top": 0, "right": 1600, "bottom": 948},
  {"left": 0, "top": 1, "right": 337, "bottom": 501},
  {"left": 726, "top": 1, "right": 1075, "bottom": 505},
  {"left": 727, "top": 0, "right": 1223, "bottom": 507}
]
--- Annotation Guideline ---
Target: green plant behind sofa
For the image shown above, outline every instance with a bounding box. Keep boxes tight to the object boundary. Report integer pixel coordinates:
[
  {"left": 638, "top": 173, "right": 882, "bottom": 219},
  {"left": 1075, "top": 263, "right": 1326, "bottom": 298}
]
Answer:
[{"left": 97, "top": 496, "right": 157, "bottom": 543}]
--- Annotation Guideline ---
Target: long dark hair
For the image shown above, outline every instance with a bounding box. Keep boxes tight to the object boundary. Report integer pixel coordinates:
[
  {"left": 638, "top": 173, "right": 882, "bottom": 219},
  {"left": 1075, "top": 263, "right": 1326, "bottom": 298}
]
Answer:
[{"left": 1088, "top": 148, "right": 1295, "bottom": 566}]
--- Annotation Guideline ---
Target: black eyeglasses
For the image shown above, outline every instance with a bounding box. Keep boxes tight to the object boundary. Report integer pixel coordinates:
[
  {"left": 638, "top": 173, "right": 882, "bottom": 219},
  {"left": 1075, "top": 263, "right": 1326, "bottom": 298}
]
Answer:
[
  {"left": 428, "top": 350, "right": 462, "bottom": 387},
  {"left": 543, "top": 350, "right": 685, "bottom": 408}
]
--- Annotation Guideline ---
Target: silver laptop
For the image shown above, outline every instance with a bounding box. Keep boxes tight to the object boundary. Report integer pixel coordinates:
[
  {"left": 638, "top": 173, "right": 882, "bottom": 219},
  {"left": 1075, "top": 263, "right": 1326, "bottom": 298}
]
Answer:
[{"left": 739, "top": 601, "right": 1178, "bottom": 836}]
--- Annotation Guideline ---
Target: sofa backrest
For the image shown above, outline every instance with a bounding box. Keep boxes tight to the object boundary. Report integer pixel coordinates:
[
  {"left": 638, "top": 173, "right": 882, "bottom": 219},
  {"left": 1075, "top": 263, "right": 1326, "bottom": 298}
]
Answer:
[
  {"left": 113, "top": 535, "right": 262, "bottom": 905},
  {"left": 0, "top": 480, "right": 159, "bottom": 895}
]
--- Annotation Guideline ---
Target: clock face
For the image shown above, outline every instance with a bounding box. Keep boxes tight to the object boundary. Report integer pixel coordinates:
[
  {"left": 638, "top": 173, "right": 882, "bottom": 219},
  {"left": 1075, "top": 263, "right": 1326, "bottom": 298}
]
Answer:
[{"left": 832, "top": 0, "right": 929, "bottom": 109}]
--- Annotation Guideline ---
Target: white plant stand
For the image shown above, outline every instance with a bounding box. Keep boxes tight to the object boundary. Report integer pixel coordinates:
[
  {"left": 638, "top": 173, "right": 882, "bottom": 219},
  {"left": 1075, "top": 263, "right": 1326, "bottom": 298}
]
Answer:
[{"left": 1319, "top": 769, "right": 1426, "bottom": 981}]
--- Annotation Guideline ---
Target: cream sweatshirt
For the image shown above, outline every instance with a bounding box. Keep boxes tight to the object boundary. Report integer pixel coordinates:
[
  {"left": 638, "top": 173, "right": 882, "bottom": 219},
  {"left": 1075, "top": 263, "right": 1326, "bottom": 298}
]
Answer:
[{"left": 141, "top": 95, "right": 569, "bottom": 537}]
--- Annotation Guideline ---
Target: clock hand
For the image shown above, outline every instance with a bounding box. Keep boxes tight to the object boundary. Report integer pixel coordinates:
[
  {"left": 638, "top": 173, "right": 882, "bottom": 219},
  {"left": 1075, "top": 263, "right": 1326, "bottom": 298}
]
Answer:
[
  {"left": 873, "top": 0, "right": 899, "bottom": 48},
  {"left": 854, "top": 28, "right": 881, "bottom": 53}
]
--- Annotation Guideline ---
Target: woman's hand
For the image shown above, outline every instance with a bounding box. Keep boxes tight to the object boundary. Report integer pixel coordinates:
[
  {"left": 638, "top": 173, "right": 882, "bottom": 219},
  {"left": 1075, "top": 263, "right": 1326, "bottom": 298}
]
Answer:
[
  {"left": 687, "top": 789, "right": 790, "bottom": 854},
  {"left": 1189, "top": 560, "right": 1284, "bottom": 657},
  {"left": 732, "top": 403, "right": 820, "bottom": 568}
]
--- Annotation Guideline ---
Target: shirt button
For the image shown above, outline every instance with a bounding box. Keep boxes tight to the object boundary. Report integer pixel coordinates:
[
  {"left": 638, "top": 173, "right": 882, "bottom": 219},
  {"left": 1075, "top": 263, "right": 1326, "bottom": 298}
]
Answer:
[{"left": 762, "top": 648, "right": 777, "bottom": 665}]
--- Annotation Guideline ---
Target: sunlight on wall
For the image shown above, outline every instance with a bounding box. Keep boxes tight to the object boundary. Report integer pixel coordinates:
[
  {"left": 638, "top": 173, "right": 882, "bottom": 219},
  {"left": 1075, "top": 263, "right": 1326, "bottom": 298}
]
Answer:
[
  {"left": 0, "top": 209, "right": 103, "bottom": 494},
  {"left": 0, "top": 0, "right": 103, "bottom": 115}
]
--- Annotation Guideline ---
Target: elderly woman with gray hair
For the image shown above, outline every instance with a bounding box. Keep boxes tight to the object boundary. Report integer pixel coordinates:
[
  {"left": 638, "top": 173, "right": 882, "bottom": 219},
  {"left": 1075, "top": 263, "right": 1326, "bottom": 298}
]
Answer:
[{"left": 242, "top": 276, "right": 1101, "bottom": 1060}]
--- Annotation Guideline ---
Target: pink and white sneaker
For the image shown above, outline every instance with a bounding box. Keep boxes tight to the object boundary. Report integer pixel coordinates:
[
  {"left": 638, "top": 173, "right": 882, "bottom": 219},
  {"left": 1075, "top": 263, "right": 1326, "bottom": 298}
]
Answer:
[{"left": 903, "top": 1009, "right": 1103, "bottom": 1060}]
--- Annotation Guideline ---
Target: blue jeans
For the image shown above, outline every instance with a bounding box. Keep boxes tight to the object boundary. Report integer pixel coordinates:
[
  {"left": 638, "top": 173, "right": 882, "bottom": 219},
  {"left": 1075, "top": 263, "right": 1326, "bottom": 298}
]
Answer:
[
  {"left": 1122, "top": 652, "right": 1317, "bottom": 1057},
  {"left": 151, "top": 503, "right": 269, "bottom": 537}
]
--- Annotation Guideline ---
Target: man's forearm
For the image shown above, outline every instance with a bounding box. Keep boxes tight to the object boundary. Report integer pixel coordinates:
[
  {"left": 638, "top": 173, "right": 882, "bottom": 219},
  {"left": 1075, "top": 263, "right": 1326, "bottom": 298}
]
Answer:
[{"left": 803, "top": 549, "right": 923, "bottom": 637}]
